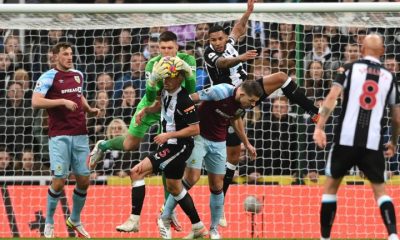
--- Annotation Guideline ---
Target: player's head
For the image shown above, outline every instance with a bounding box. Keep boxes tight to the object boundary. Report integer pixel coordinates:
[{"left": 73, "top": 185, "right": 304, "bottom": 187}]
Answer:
[
  {"left": 159, "top": 31, "right": 179, "bottom": 57},
  {"left": 361, "top": 33, "right": 384, "bottom": 59},
  {"left": 208, "top": 25, "right": 228, "bottom": 53},
  {"left": 237, "top": 80, "right": 264, "bottom": 109},
  {"left": 52, "top": 42, "right": 73, "bottom": 71}
]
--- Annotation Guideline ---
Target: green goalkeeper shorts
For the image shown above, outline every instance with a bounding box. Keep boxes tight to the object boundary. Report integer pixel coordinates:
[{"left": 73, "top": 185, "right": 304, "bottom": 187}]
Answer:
[{"left": 128, "top": 96, "right": 161, "bottom": 138}]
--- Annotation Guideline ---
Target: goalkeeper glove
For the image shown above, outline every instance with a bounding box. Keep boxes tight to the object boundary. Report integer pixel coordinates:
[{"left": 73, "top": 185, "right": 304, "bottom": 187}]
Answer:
[
  {"left": 147, "top": 58, "right": 170, "bottom": 87},
  {"left": 172, "top": 56, "right": 193, "bottom": 78}
]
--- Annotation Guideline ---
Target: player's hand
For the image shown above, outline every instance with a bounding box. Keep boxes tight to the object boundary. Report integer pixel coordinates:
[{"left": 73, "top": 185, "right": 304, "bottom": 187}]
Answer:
[
  {"left": 135, "top": 109, "right": 147, "bottom": 125},
  {"left": 63, "top": 99, "right": 78, "bottom": 111},
  {"left": 247, "top": 0, "right": 256, "bottom": 13},
  {"left": 172, "top": 56, "right": 193, "bottom": 77},
  {"left": 245, "top": 143, "right": 257, "bottom": 160},
  {"left": 154, "top": 132, "right": 170, "bottom": 145},
  {"left": 384, "top": 141, "right": 396, "bottom": 158},
  {"left": 148, "top": 58, "right": 170, "bottom": 87},
  {"left": 239, "top": 50, "right": 258, "bottom": 62},
  {"left": 88, "top": 107, "right": 101, "bottom": 117},
  {"left": 313, "top": 128, "right": 327, "bottom": 149}
]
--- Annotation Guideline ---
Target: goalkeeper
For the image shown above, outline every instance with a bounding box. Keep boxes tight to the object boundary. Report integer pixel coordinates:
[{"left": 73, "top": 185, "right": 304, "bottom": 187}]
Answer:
[{"left": 88, "top": 31, "right": 195, "bottom": 233}]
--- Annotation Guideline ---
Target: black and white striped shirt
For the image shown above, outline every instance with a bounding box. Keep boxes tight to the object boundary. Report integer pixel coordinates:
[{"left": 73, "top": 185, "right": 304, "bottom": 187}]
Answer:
[
  {"left": 204, "top": 37, "right": 247, "bottom": 87},
  {"left": 334, "top": 56, "right": 400, "bottom": 150},
  {"left": 161, "top": 87, "right": 199, "bottom": 145}
]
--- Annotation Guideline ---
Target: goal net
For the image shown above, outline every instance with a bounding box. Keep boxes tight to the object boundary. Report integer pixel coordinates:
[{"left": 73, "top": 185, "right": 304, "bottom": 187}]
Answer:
[{"left": 0, "top": 3, "right": 399, "bottom": 239}]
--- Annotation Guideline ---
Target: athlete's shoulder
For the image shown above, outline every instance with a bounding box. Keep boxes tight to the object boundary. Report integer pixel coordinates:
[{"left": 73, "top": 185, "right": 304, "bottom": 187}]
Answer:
[{"left": 39, "top": 68, "right": 58, "bottom": 81}]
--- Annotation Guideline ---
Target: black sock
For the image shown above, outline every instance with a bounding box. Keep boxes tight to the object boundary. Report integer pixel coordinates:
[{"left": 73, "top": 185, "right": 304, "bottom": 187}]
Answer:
[
  {"left": 223, "top": 167, "right": 236, "bottom": 197},
  {"left": 131, "top": 185, "right": 145, "bottom": 215},
  {"left": 176, "top": 190, "right": 200, "bottom": 224},
  {"left": 320, "top": 201, "right": 337, "bottom": 238},
  {"left": 281, "top": 80, "right": 318, "bottom": 115},
  {"left": 380, "top": 201, "right": 397, "bottom": 235}
]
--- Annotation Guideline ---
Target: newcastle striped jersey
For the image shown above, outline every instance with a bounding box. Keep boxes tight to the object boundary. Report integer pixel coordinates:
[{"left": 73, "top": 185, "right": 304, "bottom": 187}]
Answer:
[
  {"left": 334, "top": 56, "right": 400, "bottom": 150},
  {"left": 204, "top": 37, "right": 247, "bottom": 87}
]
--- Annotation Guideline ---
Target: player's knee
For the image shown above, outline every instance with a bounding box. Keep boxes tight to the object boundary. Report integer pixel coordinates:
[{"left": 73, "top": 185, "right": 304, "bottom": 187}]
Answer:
[
  {"left": 51, "top": 178, "right": 66, "bottom": 192},
  {"left": 276, "top": 71, "right": 288, "bottom": 83},
  {"left": 210, "top": 187, "right": 223, "bottom": 195},
  {"left": 166, "top": 184, "right": 180, "bottom": 196}
]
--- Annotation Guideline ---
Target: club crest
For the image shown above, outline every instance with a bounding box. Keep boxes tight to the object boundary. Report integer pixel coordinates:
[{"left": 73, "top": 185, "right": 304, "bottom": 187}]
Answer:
[{"left": 74, "top": 76, "right": 81, "bottom": 84}]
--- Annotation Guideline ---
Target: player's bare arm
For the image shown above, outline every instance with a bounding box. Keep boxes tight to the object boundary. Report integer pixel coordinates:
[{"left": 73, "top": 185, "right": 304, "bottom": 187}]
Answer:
[
  {"left": 230, "top": 117, "right": 257, "bottom": 160},
  {"left": 230, "top": 0, "right": 256, "bottom": 41},
  {"left": 154, "top": 123, "right": 200, "bottom": 145},
  {"left": 313, "top": 84, "right": 342, "bottom": 148},
  {"left": 215, "top": 50, "right": 258, "bottom": 69},
  {"left": 32, "top": 92, "right": 77, "bottom": 111},
  {"left": 81, "top": 96, "right": 101, "bottom": 117}
]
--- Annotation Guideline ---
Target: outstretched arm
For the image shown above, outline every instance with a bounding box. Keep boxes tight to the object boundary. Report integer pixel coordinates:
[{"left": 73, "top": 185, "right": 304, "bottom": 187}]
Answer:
[
  {"left": 229, "top": 0, "right": 255, "bottom": 42},
  {"left": 313, "top": 84, "right": 341, "bottom": 148},
  {"left": 215, "top": 50, "right": 258, "bottom": 69}
]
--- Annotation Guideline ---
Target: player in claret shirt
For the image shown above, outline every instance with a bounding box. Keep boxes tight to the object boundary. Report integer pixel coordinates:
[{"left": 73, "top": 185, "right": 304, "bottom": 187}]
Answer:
[{"left": 32, "top": 42, "right": 100, "bottom": 238}]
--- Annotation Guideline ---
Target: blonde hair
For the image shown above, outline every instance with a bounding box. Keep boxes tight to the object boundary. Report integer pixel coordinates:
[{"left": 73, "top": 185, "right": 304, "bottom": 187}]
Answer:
[
  {"left": 106, "top": 118, "right": 128, "bottom": 139},
  {"left": 13, "top": 68, "right": 29, "bottom": 81}
]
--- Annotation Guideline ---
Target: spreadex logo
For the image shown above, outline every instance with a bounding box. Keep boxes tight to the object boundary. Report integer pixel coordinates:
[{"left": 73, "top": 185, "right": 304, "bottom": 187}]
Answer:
[{"left": 61, "top": 87, "right": 82, "bottom": 94}]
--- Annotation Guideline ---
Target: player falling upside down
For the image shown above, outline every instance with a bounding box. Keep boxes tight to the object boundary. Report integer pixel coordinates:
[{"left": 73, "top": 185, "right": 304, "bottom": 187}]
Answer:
[
  {"left": 202, "top": 0, "right": 320, "bottom": 227},
  {"left": 89, "top": 31, "right": 195, "bottom": 232},
  {"left": 131, "top": 57, "right": 207, "bottom": 239},
  {"left": 314, "top": 34, "right": 399, "bottom": 240},
  {"left": 32, "top": 42, "right": 100, "bottom": 238},
  {"left": 160, "top": 80, "right": 262, "bottom": 239}
]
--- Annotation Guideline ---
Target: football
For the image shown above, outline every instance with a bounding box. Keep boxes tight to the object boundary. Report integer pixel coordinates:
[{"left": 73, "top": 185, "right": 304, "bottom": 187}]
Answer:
[
  {"left": 161, "top": 57, "right": 179, "bottom": 78},
  {"left": 243, "top": 195, "right": 262, "bottom": 214}
]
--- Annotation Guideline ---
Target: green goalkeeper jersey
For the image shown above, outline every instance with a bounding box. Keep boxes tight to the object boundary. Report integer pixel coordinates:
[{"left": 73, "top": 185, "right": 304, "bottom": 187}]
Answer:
[{"left": 145, "top": 52, "right": 196, "bottom": 103}]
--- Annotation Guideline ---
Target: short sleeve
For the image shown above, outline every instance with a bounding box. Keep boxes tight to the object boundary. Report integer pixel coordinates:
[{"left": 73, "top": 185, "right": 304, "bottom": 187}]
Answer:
[
  {"left": 33, "top": 70, "right": 56, "bottom": 95},
  {"left": 178, "top": 95, "right": 199, "bottom": 125},
  {"left": 197, "top": 83, "right": 234, "bottom": 101},
  {"left": 204, "top": 46, "right": 222, "bottom": 68}
]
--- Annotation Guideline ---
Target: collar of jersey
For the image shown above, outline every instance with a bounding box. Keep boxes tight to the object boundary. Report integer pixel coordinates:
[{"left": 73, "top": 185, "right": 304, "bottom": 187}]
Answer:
[
  {"left": 165, "top": 86, "right": 182, "bottom": 96},
  {"left": 363, "top": 55, "right": 381, "bottom": 64}
]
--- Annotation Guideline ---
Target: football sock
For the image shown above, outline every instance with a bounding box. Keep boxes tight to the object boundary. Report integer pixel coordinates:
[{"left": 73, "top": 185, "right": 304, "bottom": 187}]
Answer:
[
  {"left": 131, "top": 179, "right": 145, "bottom": 215},
  {"left": 70, "top": 187, "right": 87, "bottom": 224},
  {"left": 281, "top": 78, "right": 319, "bottom": 115},
  {"left": 45, "top": 186, "right": 61, "bottom": 224},
  {"left": 378, "top": 195, "right": 397, "bottom": 235},
  {"left": 162, "top": 172, "right": 170, "bottom": 201},
  {"left": 210, "top": 188, "right": 224, "bottom": 229},
  {"left": 174, "top": 189, "right": 200, "bottom": 224},
  {"left": 162, "top": 195, "right": 177, "bottom": 219},
  {"left": 320, "top": 194, "right": 337, "bottom": 238},
  {"left": 223, "top": 162, "right": 237, "bottom": 197},
  {"left": 100, "top": 135, "right": 125, "bottom": 151},
  {"left": 162, "top": 178, "right": 192, "bottom": 219}
]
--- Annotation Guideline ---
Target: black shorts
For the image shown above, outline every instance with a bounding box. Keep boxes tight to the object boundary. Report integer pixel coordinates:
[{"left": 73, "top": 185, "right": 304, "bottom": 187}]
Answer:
[
  {"left": 226, "top": 126, "right": 242, "bottom": 147},
  {"left": 148, "top": 142, "right": 193, "bottom": 180},
  {"left": 328, "top": 144, "right": 385, "bottom": 183}
]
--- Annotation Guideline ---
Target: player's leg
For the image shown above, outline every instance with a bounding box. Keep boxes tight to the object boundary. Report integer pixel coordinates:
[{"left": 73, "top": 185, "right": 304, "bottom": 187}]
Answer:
[
  {"left": 160, "top": 135, "right": 205, "bottom": 231},
  {"left": 220, "top": 129, "right": 242, "bottom": 227},
  {"left": 159, "top": 145, "right": 207, "bottom": 239},
  {"left": 88, "top": 98, "right": 158, "bottom": 168},
  {"left": 257, "top": 72, "right": 319, "bottom": 121},
  {"left": 204, "top": 139, "right": 227, "bottom": 239},
  {"left": 360, "top": 150, "right": 398, "bottom": 240},
  {"left": 67, "top": 135, "right": 91, "bottom": 238},
  {"left": 116, "top": 157, "right": 153, "bottom": 232},
  {"left": 320, "top": 144, "right": 354, "bottom": 240},
  {"left": 45, "top": 135, "right": 70, "bottom": 238}
]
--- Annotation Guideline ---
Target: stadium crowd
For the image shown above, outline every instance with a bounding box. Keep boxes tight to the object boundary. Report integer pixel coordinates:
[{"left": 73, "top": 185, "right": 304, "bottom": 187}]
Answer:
[{"left": 0, "top": 20, "right": 399, "bottom": 182}]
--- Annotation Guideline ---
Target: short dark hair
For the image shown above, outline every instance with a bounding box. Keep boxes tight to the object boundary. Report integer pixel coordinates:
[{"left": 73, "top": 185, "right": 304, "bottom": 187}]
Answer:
[
  {"left": 241, "top": 80, "right": 264, "bottom": 98},
  {"left": 52, "top": 42, "right": 72, "bottom": 54},
  {"left": 159, "top": 31, "right": 177, "bottom": 42},
  {"left": 209, "top": 25, "right": 225, "bottom": 35}
]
